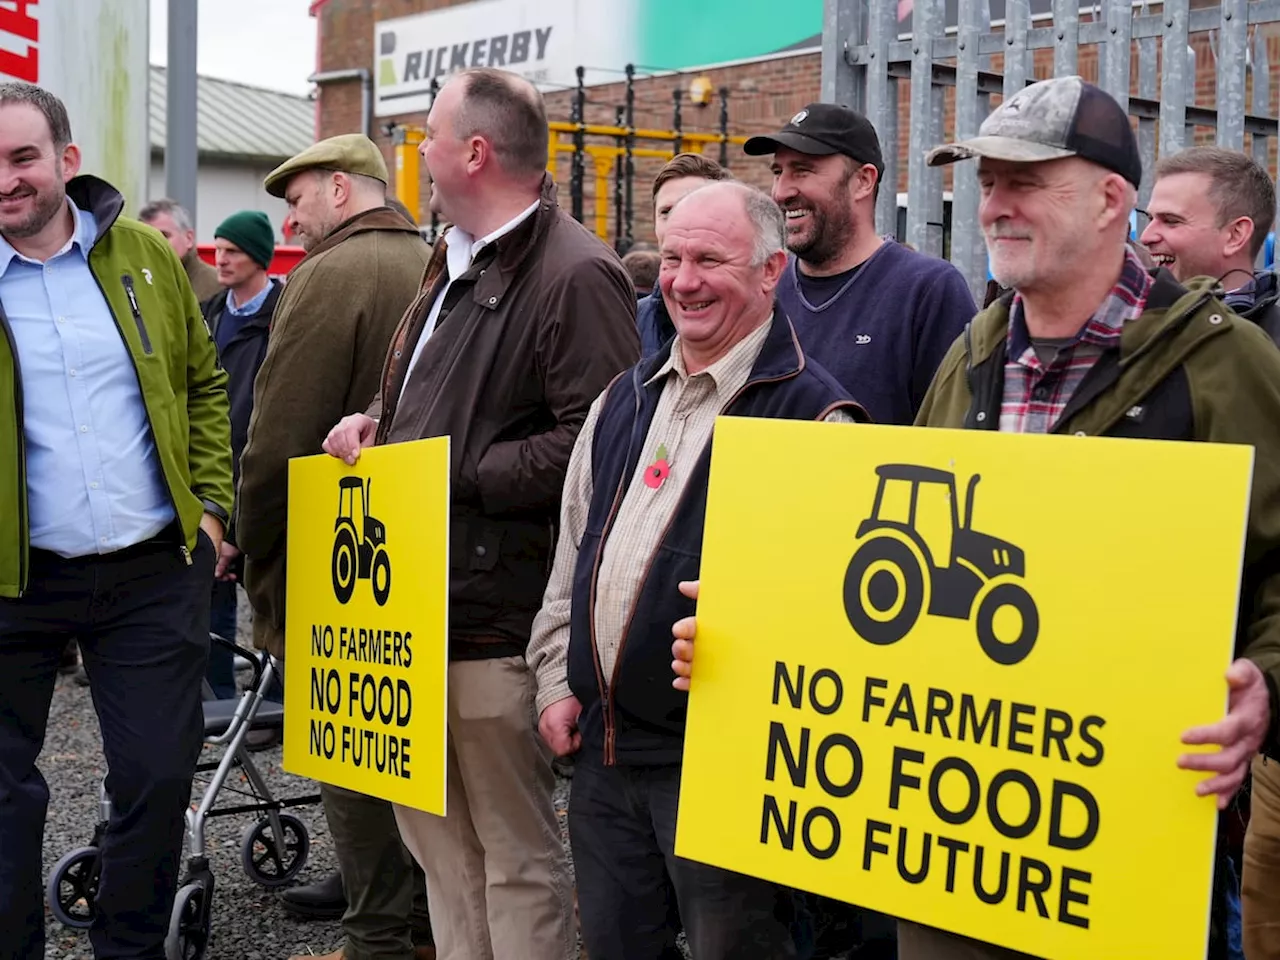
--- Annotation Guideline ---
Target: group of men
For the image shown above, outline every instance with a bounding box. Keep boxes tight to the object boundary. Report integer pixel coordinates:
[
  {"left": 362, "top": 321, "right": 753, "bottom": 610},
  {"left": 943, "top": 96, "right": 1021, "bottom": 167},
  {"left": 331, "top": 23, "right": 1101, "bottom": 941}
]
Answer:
[{"left": 2, "top": 60, "right": 1280, "bottom": 960}]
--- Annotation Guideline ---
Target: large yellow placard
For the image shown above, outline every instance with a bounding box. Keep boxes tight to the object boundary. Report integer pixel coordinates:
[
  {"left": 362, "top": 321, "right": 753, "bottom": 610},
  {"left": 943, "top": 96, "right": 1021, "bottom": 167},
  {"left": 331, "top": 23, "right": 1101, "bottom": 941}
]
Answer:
[
  {"left": 282, "top": 438, "right": 449, "bottom": 815},
  {"left": 676, "top": 418, "right": 1253, "bottom": 959}
]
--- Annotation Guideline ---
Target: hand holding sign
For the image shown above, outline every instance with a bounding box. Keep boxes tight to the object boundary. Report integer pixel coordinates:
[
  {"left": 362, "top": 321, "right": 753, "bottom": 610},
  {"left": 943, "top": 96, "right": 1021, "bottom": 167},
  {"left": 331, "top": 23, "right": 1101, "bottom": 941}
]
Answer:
[
  {"left": 1178, "top": 657, "right": 1271, "bottom": 809},
  {"left": 324, "top": 413, "right": 378, "bottom": 465},
  {"left": 671, "top": 579, "right": 700, "bottom": 692}
]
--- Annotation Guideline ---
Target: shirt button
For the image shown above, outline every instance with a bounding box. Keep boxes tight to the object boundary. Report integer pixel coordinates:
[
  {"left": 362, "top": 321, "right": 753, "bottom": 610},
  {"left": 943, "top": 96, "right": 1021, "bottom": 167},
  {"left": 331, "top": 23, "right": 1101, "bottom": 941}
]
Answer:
[
  {"left": 1032, "top": 386, "right": 1047, "bottom": 400},
  {"left": 488, "top": 296, "right": 497, "bottom": 305},
  {"left": 100, "top": 536, "right": 108, "bottom": 544},
  {"left": 69, "top": 368, "right": 77, "bottom": 377},
  {"left": 80, "top": 425, "right": 88, "bottom": 433},
  {"left": 56, "top": 316, "right": 65, "bottom": 324},
  {"left": 475, "top": 545, "right": 487, "bottom": 558},
  {"left": 90, "top": 481, "right": 99, "bottom": 489}
]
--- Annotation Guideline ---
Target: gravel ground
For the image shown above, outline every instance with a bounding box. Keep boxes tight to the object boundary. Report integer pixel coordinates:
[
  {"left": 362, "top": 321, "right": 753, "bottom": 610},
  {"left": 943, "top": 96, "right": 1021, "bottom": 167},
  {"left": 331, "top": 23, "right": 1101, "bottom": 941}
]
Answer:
[{"left": 39, "top": 589, "right": 577, "bottom": 960}]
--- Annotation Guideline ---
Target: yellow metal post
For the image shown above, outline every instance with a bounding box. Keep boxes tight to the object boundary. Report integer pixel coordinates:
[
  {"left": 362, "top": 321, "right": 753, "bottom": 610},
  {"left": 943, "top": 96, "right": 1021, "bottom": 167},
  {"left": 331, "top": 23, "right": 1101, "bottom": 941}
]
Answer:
[{"left": 391, "top": 125, "right": 426, "bottom": 220}]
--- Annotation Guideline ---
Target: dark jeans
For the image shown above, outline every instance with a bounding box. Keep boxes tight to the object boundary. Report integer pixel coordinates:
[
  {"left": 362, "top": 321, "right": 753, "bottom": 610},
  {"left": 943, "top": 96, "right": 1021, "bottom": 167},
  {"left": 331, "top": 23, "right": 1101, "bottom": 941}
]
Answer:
[
  {"left": 0, "top": 530, "right": 213, "bottom": 960},
  {"left": 569, "top": 753, "right": 797, "bottom": 960},
  {"left": 321, "top": 783, "right": 432, "bottom": 960}
]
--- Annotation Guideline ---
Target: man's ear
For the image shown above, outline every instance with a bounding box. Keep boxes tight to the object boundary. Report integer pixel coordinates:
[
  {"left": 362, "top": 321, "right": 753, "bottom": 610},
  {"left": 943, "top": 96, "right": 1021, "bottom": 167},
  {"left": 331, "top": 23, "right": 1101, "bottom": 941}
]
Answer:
[
  {"left": 852, "top": 164, "right": 879, "bottom": 204},
  {"left": 760, "top": 248, "right": 788, "bottom": 293},
  {"left": 60, "top": 142, "right": 81, "bottom": 182},
  {"left": 1222, "top": 216, "right": 1256, "bottom": 261},
  {"left": 1100, "top": 174, "right": 1134, "bottom": 233}
]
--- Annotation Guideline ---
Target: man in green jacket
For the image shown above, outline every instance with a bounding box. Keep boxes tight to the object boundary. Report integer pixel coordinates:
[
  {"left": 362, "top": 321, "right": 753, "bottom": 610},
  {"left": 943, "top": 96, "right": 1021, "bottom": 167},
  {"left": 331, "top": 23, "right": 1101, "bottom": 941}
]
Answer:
[
  {"left": 236, "top": 134, "right": 433, "bottom": 960},
  {"left": 0, "top": 82, "right": 232, "bottom": 958},
  {"left": 907, "top": 75, "right": 1280, "bottom": 960}
]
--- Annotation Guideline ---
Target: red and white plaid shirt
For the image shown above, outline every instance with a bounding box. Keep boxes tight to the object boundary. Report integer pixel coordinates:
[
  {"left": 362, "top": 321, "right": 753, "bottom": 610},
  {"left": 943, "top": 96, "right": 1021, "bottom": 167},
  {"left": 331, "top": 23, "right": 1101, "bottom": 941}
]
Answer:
[{"left": 999, "top": 249, "right": 1152, "bottom": 434}]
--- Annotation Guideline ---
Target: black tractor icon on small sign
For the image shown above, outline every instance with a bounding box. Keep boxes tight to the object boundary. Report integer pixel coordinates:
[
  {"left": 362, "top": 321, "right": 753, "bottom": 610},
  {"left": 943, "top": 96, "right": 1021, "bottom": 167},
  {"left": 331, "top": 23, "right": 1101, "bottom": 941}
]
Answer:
[
  {"left": 842, "top": 464, "right": 1039, "bottom": 665},
  {"left": 331, "top": 476, "right": 391, "bottom": 606}
]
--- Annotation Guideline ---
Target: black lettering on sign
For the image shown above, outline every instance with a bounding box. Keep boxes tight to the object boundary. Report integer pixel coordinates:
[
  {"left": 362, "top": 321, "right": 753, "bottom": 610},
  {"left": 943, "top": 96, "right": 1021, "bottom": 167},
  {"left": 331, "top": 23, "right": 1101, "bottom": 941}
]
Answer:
[
  {"left": 959, "top": 694, "right": 1002, "bottom": 747},
  {"left": 534, "top": 26, "right": 553, "bottom": 59},
  {"left": 765, "top": 721, "right": 808, "bottom": 787},
  {"left": 815, "top": 733, "right": 863, "bottom": 798},
  {"left": 929, "top": 756, "right": 980, "bottom": 826},
  {"left": 1040, "top": 708, "right": 1073, "bottom": 761},
  {"left": 888, "top": 682, "right": 919, "bottom": 732},
  {"left": 488, "top": 34, "right": 508, "bottom": 65},
  {"left": 433, "top": 46, "right": 448, "bottom": 78},
  {"left": 470, "top": 38, "right": 488, "bottom": 67},
  {"left": 339, "top": 724, "right": 413, "bottom": 780},
  {"left": 803, "top": 807, "right": 841, "bottom": 860},
  {"left": 311, "top": 623, "right": 334, "bottom": 658},
  {"left": 1076, "top": 716, "right": 1106, "bottom": 767},
  {"left": 925, "top": 687, "right": 954, "bottom": 737},
  {"left": 809, "top": 669, "right": 843, "bottom": 715},
  {"left": 773, "top": 661, "right": 803, "bottom": 709},
  {"left": 889, "top": 746, "right": 924, "bottom": 809},
  {"left": 347, "top": 672, "right": 413, "bottom": 725},
  {"left": 987, "top": 769, "right": 1040, "bottom": 840},
  {"left": 510, "top": 30, "right": 530, "bottom": 63},
  {"left": 1016, "top": 857, "right": 1053, "bottom": 919},
  {"left": 936, "top": 835, "right": 970, "bottom": 893},
  {"left": 973, "top": 846, "right": 1011, "bottom": 904},
  {"left": 862, "top": 819, "right": 892, "bottom": 871},
  {"left": 896, "top": 826, "right": 931, "bottom": 884},
  {"left": 403, "top": 50, "right": 422, "bottom": 82},
  {"left": 1049, "top": 780, "right": 1100, "bottom": 851},
  {"left": 1059, "top": 867, "right": 1091, "bottom": 928},
  {"left": 309, "top": 667, "right": 342, "bottom": 715},
  {"left": 863, "top": 676, "right": 888, "bottom": 722},
  {"left": 760, "top": 795, "right": 796, "bottom": 849},
  {"left": 449, "top": 42, "right": 469, "bottom": 70},
  {"left": 308, "top": 718, "right": 336, "bottom": 758},
  {"left": 1007, "top": 702, "right": 1037, "bottom": 754}
]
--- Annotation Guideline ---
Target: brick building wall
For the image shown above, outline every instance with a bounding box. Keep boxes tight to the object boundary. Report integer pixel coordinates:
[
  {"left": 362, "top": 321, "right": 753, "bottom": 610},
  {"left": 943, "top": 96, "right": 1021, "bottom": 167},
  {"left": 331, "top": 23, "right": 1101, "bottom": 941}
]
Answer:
[{"left": 312, "top": 0, "right": 1280, "bottom": 249}]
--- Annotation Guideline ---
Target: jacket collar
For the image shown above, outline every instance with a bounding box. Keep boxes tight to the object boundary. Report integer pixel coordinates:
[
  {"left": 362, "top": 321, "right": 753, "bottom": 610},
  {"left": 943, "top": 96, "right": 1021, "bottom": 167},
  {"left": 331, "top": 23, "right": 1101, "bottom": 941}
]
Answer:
[
  {"left": 66, "top": 175, "right": 124, "bottom": 241},
  {"left": 298, "top": 205, "right": 422, "bottom": 269}
]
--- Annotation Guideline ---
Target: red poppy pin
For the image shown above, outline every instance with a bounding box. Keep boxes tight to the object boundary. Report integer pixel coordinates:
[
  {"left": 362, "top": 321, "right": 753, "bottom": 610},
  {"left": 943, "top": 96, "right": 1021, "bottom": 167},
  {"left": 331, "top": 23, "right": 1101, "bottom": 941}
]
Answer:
[{"left": 643, "top": 443, "right": 671, "bottom": 489}]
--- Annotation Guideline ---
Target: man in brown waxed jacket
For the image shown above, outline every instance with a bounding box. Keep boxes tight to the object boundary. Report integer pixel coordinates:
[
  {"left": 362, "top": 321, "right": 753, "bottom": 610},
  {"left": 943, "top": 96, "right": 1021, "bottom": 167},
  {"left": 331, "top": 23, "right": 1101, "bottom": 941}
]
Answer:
[{"left": 323, "top": 67, "right": 640, "bottom": 960}]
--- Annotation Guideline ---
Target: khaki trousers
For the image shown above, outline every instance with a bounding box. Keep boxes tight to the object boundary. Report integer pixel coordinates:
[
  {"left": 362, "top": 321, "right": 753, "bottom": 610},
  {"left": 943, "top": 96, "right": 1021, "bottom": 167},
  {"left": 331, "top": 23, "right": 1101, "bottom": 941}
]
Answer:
[
  {"left": 897, "top": 921, "right": 1037, "bottom": 960},
  {"left": 394, "top": 656, "right": 576, "bottom": 960},
  {"left": 1245, "top": 755, "right": 1280, "bottom": 958}
]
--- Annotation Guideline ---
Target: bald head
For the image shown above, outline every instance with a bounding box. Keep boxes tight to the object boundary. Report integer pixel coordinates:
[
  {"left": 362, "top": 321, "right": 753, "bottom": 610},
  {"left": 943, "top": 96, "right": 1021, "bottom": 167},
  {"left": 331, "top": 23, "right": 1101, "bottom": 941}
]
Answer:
[
  {"left": 450, "top": 68, "right": 548, "bottom": 182},
  {"left": 667, "top": 181, "right": 787, "bottom": 266}
]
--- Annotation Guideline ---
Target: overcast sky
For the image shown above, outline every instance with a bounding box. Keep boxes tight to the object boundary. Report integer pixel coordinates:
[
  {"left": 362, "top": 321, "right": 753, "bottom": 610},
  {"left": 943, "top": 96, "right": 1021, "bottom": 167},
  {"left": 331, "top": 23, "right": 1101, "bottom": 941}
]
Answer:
[{"left": 148, "top": 0, "right": 317, "bottom": 95}]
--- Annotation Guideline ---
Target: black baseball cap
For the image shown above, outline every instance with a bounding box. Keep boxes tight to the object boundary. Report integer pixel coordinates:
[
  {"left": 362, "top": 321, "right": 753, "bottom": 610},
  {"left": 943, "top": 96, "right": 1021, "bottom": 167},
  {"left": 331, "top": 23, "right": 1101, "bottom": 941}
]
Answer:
[
  {"left": 744, "top": 103, "right": 885, "bottom": 175},
  {"left": 927, "top": 76, "right": 1142, "bottom": 188}
]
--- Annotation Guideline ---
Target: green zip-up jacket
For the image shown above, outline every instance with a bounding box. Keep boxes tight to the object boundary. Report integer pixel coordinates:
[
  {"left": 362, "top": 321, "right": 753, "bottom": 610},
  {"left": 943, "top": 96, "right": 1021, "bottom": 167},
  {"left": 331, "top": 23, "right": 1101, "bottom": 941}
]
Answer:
[
  {"left": 0, "top": 175, "right": 233, "bottom": 598},
  {"left": 916, "top": 270, "right": 1280, "bottom": 749}
]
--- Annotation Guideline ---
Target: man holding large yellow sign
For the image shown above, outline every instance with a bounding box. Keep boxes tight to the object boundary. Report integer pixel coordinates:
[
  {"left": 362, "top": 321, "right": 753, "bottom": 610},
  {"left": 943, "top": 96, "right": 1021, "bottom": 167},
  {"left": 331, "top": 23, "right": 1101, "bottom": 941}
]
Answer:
[
  {"left": 675, "top": 77, "right": 1280, "bottom": 960},
  {"left": 283, "top": 438, "right": 450, "bottom": 815}
]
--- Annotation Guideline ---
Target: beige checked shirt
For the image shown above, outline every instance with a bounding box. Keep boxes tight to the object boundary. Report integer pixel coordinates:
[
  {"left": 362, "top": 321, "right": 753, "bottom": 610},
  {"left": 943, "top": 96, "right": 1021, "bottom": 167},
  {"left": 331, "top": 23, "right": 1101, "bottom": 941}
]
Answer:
[{"left": 528, "top": 317, "right": 856, "bottom": 714}]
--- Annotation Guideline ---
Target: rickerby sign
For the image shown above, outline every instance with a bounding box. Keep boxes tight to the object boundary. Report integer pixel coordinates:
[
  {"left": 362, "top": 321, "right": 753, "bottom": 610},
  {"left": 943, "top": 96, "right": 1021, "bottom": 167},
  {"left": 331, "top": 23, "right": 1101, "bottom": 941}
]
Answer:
[
  {"left": 373, "top": 0, "right": 825, "bottom": 116},
  {"left": 676, "top": 418, "right": 1251, "bottom": 960}
]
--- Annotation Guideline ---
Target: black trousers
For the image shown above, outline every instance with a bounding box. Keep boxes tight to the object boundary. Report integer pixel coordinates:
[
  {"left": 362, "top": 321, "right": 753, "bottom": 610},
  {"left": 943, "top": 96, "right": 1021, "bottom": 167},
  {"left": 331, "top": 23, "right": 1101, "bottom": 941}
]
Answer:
[
  {"left": 0, "top": 530, "right": 213, "bottom": 960},
  {"left": 569, "top": 752, "right": 798, "bottom": 960}
]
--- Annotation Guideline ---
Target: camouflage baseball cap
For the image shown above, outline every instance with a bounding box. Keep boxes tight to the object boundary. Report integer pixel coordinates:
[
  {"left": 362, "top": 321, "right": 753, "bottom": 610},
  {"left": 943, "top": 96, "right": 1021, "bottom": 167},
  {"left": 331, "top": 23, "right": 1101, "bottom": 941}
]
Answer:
[{"left": 927, "top": 75, "right": 1142, "bottom": 187}]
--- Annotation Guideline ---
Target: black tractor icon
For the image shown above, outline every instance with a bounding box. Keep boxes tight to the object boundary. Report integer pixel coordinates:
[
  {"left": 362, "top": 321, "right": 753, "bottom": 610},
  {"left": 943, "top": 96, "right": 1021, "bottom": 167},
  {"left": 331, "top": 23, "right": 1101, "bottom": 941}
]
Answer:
[
  {"left": 331, "top": 476, "right": 391, "bottom": 606},
  {"left": 843, "top": 464, "right": 1039, "bottom": 665}
]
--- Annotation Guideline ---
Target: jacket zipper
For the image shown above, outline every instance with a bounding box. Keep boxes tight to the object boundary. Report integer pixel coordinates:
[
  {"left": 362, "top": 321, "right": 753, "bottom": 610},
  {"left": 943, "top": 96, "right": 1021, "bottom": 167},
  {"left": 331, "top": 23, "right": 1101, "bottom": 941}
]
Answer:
[
  {"left": 91, "top": 272, "right": 188, "bottom": 562},
  {"left": 593, "top": 364, "right": 802, "bottom": 765},
  {"left": 120, "top": 275, "right": 153, "bottom": 355},
  {"left": 0, "top": 310, "right": 29, "bottom": 595}
]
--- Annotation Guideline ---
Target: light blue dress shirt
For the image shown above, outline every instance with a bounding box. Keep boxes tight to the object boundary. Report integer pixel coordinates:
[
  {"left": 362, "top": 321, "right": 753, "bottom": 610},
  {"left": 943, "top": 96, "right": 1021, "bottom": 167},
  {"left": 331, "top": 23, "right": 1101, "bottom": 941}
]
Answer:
[
  {"left": 2, "top": 200, "right": 173, "bottom": 557},
  {"left": 225, "top": 279, "right": 273, "bottom": 317}
]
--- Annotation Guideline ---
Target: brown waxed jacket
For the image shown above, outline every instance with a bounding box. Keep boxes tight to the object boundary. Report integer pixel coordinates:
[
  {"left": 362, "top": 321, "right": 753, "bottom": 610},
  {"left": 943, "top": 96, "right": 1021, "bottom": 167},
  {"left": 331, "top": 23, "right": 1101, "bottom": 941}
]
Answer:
[{"left": 373, "top": 175, "right": 640, "bottom": 660}]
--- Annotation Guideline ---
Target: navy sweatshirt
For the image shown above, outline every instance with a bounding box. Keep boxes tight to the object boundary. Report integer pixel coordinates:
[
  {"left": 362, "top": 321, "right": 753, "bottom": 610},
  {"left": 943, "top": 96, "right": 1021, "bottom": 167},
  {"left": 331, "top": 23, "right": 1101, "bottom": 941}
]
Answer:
[{"left": 776, "top": 239, "right": 976, "bottom": 425}]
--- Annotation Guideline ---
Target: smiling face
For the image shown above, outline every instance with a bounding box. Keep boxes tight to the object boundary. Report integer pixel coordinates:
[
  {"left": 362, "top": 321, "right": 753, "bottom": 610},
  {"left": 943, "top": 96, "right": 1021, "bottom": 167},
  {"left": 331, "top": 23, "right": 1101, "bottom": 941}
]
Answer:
[
  {"left": 659, "top": 186, "right": 785, "bottom": 368},
  {"left": 978, "top": 156, "right": 1110, "bottom": 295},
  {"left": 1139, "top": 172, "right": 1236, "bottom": 282},
  {"left": 769, "top": 146, "right": 869, "bottom": 268},
  {"left": 0, "top": 101, "right": 78, "bottom": 245}
]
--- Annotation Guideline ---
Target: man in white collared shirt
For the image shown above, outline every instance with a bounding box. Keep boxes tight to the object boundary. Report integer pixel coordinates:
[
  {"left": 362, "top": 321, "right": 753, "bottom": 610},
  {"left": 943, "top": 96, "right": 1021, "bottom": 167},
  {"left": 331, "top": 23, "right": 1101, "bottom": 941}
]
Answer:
[{"left": 324, "top": 67, "right": 639, "bottom": 960}]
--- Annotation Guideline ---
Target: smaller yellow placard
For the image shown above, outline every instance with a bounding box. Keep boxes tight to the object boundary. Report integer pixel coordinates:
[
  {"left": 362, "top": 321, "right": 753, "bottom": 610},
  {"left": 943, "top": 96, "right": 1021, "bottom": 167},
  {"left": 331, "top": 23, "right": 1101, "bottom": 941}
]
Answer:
[{"left": 282, "top": 438, "right": 449, "bottom": 815}]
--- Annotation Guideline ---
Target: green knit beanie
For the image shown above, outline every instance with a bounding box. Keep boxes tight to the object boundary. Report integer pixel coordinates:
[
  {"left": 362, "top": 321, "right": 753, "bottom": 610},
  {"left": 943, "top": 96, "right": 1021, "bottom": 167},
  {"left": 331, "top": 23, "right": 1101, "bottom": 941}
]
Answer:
[{"left": 214, "top": 210, "right": 275, "bottom": 269}]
